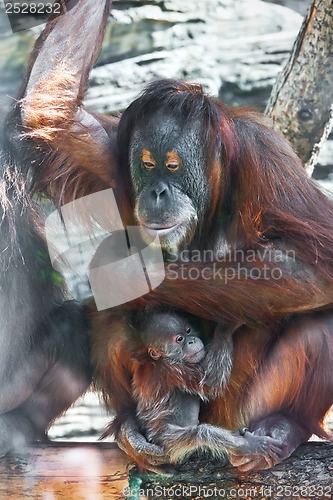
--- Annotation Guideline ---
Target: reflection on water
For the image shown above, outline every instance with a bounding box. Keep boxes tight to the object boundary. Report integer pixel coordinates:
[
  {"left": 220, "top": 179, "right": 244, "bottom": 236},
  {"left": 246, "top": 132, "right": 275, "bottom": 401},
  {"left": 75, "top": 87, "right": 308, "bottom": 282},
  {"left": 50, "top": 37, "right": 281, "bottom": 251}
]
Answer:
[{"left": 49, "top": 392, "right": 112, "bottom": 442}]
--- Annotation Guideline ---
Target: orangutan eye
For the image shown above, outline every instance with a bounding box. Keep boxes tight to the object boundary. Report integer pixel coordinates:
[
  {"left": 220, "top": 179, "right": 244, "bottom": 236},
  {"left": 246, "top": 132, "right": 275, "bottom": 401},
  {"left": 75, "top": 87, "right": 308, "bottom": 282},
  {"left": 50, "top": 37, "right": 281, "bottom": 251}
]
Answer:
[
  {"left": 142, "top": 161, "right": 156, "bottom": 170},
  {"left": 141, "top": 149, "right": 157, "bottom": 170},
  {"left": 165, "top": 150, "right": 182, "bottom": 172},
  {"left": 186, "top": 327, "right": 191, "bottom": 334},
  {"left": 166, "top": 162, "right": 181, "bottom": 172},
  {"left": 176, "top": 335, "right": 184, "bottom": 343}
]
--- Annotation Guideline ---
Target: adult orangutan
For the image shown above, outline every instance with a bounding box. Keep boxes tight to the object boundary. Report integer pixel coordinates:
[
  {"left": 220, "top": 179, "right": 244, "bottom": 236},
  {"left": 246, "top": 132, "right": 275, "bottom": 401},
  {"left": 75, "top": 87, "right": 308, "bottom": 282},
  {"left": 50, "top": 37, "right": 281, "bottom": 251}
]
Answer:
[
  {"left": 89, "top": 77, "right": 333, "bottom": 471},
  {"left": 1, "top": 0, "right": 333, "bottom": 472}
]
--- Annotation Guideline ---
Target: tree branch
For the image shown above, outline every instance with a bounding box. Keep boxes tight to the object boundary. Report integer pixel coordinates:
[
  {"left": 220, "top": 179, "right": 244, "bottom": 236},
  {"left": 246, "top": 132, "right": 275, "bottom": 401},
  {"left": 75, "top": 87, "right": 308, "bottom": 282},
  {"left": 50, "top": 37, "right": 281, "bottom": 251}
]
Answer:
[{"left": 265, "top": 0, "right": 333, "bottom": 175}]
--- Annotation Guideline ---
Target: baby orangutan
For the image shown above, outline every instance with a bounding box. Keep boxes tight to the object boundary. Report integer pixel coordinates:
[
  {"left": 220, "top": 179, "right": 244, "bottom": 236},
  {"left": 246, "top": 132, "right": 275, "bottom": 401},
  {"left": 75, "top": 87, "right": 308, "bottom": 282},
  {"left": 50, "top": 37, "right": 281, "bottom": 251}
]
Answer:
[{"left": 92, "top": 309, "right": 284, "bottom": 471}]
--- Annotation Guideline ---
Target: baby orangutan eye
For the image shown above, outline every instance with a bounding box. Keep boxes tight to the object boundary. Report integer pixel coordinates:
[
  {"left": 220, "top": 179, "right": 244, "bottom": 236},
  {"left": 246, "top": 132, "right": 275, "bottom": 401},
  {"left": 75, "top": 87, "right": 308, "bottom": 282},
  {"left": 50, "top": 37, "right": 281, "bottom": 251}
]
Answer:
[
  {"left": 186, "top": 327, "right": 191, "bottom": 334},
  {"left": 176, "top": 335, "right": 184, "bottom": 343}
]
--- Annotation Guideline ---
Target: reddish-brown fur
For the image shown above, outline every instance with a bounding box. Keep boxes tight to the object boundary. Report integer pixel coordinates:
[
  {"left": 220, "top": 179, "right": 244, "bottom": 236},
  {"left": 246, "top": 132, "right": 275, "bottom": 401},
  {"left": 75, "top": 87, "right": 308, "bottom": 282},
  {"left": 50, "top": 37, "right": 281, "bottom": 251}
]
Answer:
[
  {"left": 90, "top": 86, "right": 333, "bottom": 467},
  {"left": 17, "top": 1, "right": 333, "bottom": 470},
  {"left": 89, "top": 305, "right": 205, "bottom": 442},
  {"left": 90, "top": 306, "right": 205, "bottom": 405}
]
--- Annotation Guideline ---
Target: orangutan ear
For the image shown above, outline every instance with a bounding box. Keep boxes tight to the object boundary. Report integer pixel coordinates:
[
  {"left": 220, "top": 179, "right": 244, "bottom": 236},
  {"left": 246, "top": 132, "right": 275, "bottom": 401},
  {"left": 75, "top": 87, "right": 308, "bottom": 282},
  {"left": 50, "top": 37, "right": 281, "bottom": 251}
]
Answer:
[{"left": 148, "top": 348, "right": 162, "bottom": 360}]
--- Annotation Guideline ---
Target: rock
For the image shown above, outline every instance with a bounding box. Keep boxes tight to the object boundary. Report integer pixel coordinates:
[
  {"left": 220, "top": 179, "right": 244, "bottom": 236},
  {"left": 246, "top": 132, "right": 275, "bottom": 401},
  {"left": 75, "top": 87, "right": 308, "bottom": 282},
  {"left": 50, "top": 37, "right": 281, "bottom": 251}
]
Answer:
[
  {"left": 0, "top": 9, "right": 37, "bottom": 108},
  {"left": 263, "top": 0, "right": 309, "bottom": 15},
  {"left": 317, "top": 139, "right": 333, "bottom": 169},
  {"left": 0, "top": 0, "right": 331, "bottom": 170},
  {"left": 87, "top": 0, "right": 303, "bottom": 113},
  {"left": 0, "top": 0, "right": 303, "bottom": 113},
  {"left": 314, "top": 138, "right": 333, "bottom": 185}
]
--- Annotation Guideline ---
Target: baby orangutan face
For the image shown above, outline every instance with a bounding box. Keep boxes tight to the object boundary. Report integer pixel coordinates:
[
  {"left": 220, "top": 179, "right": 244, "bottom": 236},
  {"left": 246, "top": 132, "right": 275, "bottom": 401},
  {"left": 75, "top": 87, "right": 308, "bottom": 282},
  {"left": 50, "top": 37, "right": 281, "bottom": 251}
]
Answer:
[{"left": 141, "top": 312, "right": 206, "bottom": 364}]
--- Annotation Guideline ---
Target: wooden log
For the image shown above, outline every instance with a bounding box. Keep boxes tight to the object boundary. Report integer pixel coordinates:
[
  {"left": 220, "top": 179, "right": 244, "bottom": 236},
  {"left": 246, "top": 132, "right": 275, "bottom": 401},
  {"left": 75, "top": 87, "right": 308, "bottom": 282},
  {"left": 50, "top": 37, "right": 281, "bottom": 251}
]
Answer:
[
  {"left": 0, "top": 441, "right": 332, "bottom": 499},
  {"left": 128, "top": 442, "right": 333, "bottom": 500}
]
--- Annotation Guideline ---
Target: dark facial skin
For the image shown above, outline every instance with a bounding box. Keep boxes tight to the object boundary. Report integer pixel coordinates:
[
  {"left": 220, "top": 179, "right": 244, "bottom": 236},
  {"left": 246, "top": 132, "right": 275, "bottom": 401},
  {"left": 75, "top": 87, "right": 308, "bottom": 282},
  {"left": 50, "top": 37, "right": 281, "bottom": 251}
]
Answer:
[
  {"left": 129, "top": 109, "right": 211, "bottom": 252},
  {"left": 141, "top": 312, "right": 206, "bottom": 364}
]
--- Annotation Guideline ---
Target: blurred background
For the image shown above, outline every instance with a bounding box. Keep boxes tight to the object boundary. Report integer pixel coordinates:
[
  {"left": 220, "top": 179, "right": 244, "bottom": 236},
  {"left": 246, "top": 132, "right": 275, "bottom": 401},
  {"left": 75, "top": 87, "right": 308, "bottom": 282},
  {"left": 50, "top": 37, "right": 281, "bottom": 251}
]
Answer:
[{"left": 0, "top": 0, "right": 332, "bottom": 441}]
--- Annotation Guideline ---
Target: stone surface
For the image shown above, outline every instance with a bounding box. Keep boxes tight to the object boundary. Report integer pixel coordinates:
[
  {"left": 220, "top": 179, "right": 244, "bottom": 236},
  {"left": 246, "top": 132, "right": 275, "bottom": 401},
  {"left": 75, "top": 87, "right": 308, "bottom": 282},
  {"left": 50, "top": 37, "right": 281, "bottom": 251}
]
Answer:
[
  {"left": 86, "top": 0, "right": 303, "bottom": 113},
  {"left": 264, "top": 0, "right": 309, "bottom": 15},
  {"left": 0, "top": 0, "right": 303, "bottom": 111}
]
